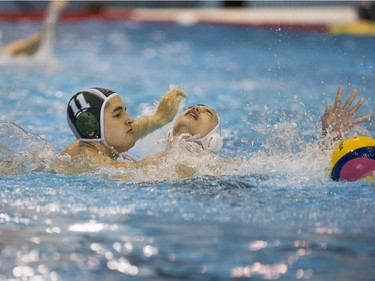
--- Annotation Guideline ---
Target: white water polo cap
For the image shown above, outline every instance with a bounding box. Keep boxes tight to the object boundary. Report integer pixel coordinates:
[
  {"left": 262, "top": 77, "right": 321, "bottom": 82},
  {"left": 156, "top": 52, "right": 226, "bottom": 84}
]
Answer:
[
  {"left": 194, "top": 116, "right": 223, "bottom": 153},
  {"left": 67, "top": 88, "right": 119, "bottom": 142},
  {"left": 169, "top": 110, "right": 223, "bottom": 153}
]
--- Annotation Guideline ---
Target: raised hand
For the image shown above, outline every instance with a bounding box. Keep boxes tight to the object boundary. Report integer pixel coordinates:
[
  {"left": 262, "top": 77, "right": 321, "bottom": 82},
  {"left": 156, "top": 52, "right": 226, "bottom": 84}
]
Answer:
[
  {"left": 321, "top": 86, "right": 370, "bottom": 139},
  {"left": 156, "top": 87, "right": 188, "bottom": 124},
  {"left": 133, "top": 87, "right": 187, "bottom": 140}
]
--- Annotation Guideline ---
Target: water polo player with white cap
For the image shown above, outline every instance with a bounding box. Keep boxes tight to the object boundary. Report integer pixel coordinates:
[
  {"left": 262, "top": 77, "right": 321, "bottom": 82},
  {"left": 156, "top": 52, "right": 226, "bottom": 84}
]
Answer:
[
  {"left": 60, "top": 86, "right": 187, "bottom": 170},
  {"left": 136, "top": 104, "right": 225, "bottom": 178},
  {"left": 168, "top": 104, "right": 223, "bottom": 153},
  {"left": 136, "top": 87, "right": 371, "bottom": 180}
]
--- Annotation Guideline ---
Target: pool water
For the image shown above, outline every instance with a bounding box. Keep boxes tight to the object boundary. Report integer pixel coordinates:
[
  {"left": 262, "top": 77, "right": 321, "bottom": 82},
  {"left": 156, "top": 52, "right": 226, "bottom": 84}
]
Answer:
[{"left": 1, "top": 20, "right": 375, "bottom": 280}]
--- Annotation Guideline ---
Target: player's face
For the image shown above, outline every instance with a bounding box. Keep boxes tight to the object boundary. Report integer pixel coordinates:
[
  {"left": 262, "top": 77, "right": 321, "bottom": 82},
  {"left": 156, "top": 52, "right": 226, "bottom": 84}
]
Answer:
[
  {"left": 172, "top": 104, "right": 219, "bottom": 137},
  {"left": 103, "top": 96, "right": 136, "bottom": 152}
]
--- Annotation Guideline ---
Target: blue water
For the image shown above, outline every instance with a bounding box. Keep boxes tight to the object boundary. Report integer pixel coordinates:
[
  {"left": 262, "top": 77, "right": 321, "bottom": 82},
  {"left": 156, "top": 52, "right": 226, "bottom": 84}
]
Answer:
[{"left": 1, "top": 20, "right": 375, "bottom": 280}]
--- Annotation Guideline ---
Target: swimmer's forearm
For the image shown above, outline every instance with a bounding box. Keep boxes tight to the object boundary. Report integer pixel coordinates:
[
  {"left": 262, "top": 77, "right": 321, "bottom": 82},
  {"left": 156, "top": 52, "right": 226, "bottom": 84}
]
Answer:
[
  {"left": 133, "top": 115, "right": 164, "bottom": 140},
  {"left": 43, "top": 0, "right": 68, "bottom": 31},
  {"left": 1, "top": 32, "right": 42, "bottom": 56},
  {"left": 133, "top": 88, "right": 187, "bottom": 140}
]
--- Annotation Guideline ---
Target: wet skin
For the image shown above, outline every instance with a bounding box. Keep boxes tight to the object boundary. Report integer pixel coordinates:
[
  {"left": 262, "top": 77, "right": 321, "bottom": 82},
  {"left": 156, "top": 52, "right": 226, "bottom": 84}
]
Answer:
[
  {"left": 103, "top": 96, "right": 136, "bottom": 153},
  {"left": 172, "top": 105, "right": 219, "bottom": 138}
]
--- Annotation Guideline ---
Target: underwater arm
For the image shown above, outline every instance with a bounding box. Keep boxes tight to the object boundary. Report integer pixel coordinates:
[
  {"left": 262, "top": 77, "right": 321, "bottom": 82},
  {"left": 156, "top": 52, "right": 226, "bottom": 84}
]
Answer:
[
  {"left": 137, "top": 149, "right": 198, "bottom": 179},
  {"left": 133, "top": 87, "right": 187, "bottom": 140},
  {"left": 174, "top": 155, "right": 244, "bottom": 179},
  {"left": 321, "top": 86, "right": 370, "bottom": 140}
]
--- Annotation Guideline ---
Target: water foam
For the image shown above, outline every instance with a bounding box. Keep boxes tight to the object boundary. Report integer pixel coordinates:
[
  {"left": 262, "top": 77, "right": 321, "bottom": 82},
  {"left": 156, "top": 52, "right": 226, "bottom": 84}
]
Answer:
[{"left": 0, "top": 122, "right": 57, "bottom": 175}]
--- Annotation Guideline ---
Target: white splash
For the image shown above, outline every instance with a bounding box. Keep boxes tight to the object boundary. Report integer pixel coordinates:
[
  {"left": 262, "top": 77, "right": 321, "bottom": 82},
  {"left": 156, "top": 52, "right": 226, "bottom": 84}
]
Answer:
[{"left": 0, "top": 122, "right": 57, "bottom": 175}]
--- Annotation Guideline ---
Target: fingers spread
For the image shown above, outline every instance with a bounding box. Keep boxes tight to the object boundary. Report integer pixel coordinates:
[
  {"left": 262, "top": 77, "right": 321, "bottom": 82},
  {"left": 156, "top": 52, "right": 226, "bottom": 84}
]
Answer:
[
  {"left": 343, "top": 89, "right": 358, "bottom": 110},
  {"left": 349, "top": 97, "right": 365, "bottom": 114},
  {"left": 353, "top": 114, "right": 371, "bottom": 124},
  {"left": 322, "top": 104, "right": 333, "bottom": 116},
  {"left": 334, "top": 87, "right": 343, "bottom": 108}
]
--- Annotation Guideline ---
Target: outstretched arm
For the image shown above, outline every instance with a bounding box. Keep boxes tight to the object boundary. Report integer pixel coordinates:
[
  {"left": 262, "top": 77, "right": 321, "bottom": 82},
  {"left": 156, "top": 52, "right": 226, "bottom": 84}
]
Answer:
[
  {"left": 133, "top": 87, "right": 188, "bottom": 140},
  {"left": 41, "top": 0, "right": 68, "bottom": 43},
  {"left": 321, "top": 86, "right": 370, "bottom": 140},
  {"left": 1, "top": 0, "right": 67, "bottom": 56},
  {"left": 1, "top": 32, "right": 43, "bottom": 56}
]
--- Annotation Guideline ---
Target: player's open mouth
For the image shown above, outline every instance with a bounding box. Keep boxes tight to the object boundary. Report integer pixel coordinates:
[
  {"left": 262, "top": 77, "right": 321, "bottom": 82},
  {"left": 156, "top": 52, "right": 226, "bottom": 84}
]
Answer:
[{"left": 185, "top": 109, "right": 199, "bottom": 120}]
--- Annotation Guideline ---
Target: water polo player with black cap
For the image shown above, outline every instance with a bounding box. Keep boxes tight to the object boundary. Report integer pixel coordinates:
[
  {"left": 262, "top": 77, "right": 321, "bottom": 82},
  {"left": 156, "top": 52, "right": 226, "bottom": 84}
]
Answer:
[
  {"left": 59, "top": 86, "right": 187, "bottom": 171},
  {"left": 57, "top": 86, "right": 370, "bottom": 179}
]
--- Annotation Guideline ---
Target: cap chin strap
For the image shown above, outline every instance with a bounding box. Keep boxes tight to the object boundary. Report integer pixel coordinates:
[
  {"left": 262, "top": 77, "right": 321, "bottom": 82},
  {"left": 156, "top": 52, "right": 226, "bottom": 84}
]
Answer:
[
  {"left": 168, "top": 118, "right": 223, "bottom": 153},
  {"left": 102, "top": 140, "right": 138, "bottom": 163}
]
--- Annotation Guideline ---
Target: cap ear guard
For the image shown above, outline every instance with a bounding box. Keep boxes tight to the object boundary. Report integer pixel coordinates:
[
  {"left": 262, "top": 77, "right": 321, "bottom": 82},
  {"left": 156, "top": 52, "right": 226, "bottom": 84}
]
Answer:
[
  {"left": 168, "top": 116, "right": 223, "bottom": 153},
  {"left": 67, "top": 88, "right": 118, "bottom": 141},
  {"left": 199, "top": 116, "right": 223, "bottom": 153},
  {"left": 205, "top": 133, "right": 223, "bottom": 153},
  {"left": 76, "top": 111, "right": 100, "bottom": 138}
]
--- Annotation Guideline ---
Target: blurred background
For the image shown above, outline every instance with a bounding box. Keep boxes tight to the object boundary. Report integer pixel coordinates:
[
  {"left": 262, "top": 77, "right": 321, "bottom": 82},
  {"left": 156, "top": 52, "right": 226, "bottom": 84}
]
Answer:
[
  {"left": 0, "top": 0, "right": 365, "bottom": 10},
  {"left": 0, "top": 1, "right": 374, "bottom": 22},
  {"left": 0, "top": 1, "right": 372, "bottom": 10}
]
